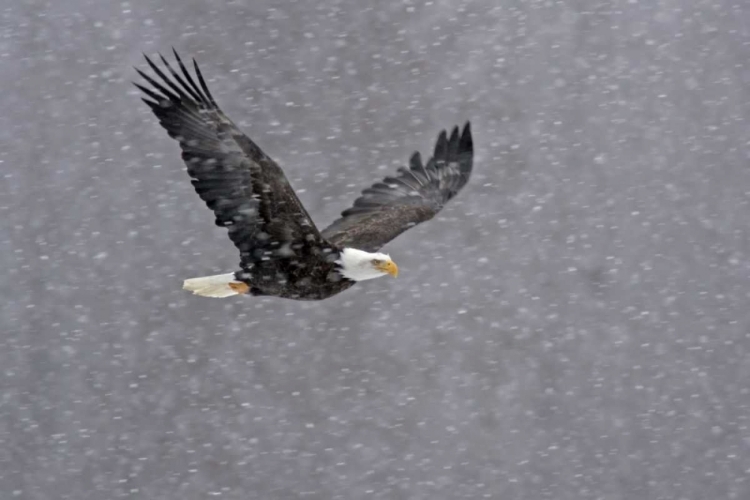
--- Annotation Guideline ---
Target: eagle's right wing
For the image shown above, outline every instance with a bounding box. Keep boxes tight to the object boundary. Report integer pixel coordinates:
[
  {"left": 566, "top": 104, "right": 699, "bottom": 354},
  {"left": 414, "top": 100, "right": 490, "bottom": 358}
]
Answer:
[
  {"left": 321, "top": 123, "right": 473, "bottom": 252},
  {"left": 135, "top": 51, "right": 326, "bottom": 269}
]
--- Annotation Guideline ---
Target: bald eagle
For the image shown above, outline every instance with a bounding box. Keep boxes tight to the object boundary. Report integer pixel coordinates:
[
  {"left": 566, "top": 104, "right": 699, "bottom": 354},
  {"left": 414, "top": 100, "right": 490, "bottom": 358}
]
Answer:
[{"left": 134, "top": 51, "right": 473, "bottom": 301}]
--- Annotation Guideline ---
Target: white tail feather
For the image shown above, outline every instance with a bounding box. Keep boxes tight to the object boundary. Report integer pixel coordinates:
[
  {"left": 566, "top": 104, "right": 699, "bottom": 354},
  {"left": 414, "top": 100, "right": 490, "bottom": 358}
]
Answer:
[{"left": 183, "top": 273, "right": 241, "bottom": 298}]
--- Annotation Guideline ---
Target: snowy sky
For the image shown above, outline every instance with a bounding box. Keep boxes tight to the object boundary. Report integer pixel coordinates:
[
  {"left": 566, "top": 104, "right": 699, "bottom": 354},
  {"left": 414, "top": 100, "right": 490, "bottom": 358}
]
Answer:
[{"left": 2, "top": 1, "right": 750, "bottom": 498}]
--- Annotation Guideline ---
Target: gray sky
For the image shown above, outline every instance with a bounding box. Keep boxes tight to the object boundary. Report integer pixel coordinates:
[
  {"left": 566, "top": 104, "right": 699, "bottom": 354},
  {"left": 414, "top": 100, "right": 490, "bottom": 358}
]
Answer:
[{"left": 2, "top": 1, "right": 750, "bottom": 498}]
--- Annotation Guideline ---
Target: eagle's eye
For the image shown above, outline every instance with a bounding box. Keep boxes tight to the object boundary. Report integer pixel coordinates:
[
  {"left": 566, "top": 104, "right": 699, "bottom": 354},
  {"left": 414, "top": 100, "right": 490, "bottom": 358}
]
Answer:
[{"left": 371, "top": 259, "right": 382, "bottom": 265}]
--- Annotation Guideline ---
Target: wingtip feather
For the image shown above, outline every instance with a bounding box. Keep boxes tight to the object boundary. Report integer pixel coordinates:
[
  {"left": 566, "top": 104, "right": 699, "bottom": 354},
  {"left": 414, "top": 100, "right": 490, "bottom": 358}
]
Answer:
[
  {"left": 449, "top": 125, "right": 459, "bottom": 142},
  {"left": 192, "top": 57, "right": 217, "bottom": 105},
  {"left": 409, "top": 151, "right": 422, "bottom": 168},
  {"left": 433, "top": 130, "right": 448, "bottom": 159},
  {"left": 460, "top": 121, "right": 473, "bottom": 153},
  {"left": 447, "top": 126, "right": 460, "bottom": 157}
]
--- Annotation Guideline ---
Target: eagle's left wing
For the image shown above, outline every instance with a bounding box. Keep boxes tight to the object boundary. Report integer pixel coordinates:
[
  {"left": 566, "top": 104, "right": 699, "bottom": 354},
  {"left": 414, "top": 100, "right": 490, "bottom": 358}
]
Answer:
[
  {"left": 321, "top": 123, "right": 473, "bottom": 252},
  {"left": 134, "top": 51, "right": 329, "bottom": 270}
]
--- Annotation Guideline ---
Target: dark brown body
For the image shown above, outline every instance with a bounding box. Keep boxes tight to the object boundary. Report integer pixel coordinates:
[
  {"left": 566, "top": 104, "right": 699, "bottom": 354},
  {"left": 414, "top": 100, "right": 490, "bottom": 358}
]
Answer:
[
  {"left": 135, "top": 52, "right": 473, "bottom": 301},
  {"left": 235, "top": 259, "right": 355, "bottom": 301}
]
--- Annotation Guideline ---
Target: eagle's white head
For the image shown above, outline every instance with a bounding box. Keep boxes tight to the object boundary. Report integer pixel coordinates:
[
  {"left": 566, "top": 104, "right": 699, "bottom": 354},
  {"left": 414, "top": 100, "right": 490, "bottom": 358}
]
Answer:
[{"left": 335, "top": 248, "right": 399, "bottom": 282}]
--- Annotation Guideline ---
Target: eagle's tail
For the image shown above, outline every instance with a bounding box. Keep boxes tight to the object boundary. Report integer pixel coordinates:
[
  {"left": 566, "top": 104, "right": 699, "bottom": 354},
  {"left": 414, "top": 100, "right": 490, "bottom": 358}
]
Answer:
[{"left": 182, "top": 273, "right": 249, "bottom": 298}]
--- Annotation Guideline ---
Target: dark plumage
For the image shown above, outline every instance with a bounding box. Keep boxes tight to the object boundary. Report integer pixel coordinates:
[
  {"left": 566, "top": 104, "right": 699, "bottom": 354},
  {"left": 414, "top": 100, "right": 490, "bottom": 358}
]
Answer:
[
  {"left": 322, "top": 125, "right": 473, "bottom": 252},
  {"left": 135, "top": 51, "right": 473, "bottom": 300}
]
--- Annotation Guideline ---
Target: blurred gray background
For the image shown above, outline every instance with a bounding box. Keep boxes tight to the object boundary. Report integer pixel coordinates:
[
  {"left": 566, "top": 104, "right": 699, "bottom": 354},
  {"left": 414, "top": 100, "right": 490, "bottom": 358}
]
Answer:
[{"left": 2, "top": 0, "right": 749, "bottom": 498}]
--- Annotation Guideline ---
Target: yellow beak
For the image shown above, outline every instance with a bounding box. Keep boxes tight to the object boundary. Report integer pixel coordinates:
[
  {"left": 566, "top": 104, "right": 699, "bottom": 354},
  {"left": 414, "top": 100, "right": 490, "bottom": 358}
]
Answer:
[{"left": 377, "top": 260, "right": 399, "bottom": 278}]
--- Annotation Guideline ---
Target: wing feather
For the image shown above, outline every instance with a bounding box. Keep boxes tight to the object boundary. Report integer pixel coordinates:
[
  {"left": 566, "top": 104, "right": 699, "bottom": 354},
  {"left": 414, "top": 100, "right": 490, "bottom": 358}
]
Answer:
[
  {"left": 321, "top": 123, "right": 473, "bottom": 252},
  {"left": 135, "top": 52, "right": 327, "bottom": 269}
]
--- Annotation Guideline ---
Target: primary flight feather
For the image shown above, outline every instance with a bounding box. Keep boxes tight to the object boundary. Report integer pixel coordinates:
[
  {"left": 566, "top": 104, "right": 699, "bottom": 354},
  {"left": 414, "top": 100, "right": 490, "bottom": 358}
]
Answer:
[{"left": 135, "top": 50, "right": 473, "bottom": 301}]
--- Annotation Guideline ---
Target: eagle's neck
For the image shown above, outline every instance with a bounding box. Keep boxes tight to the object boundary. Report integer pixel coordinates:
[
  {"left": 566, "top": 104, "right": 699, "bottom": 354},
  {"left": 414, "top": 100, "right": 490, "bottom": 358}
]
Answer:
[{"left": 335, "top": 248, "right": 390, "bottom": 282}]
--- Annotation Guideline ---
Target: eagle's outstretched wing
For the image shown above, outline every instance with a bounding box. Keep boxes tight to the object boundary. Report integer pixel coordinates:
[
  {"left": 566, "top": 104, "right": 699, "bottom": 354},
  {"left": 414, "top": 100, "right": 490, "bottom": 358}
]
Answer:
[
  {"left": 134, "top": 51, "right": 328, "bottom": 269},
  {"left": 321, "top": 123, "right": 473, "bottom": 252}
]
